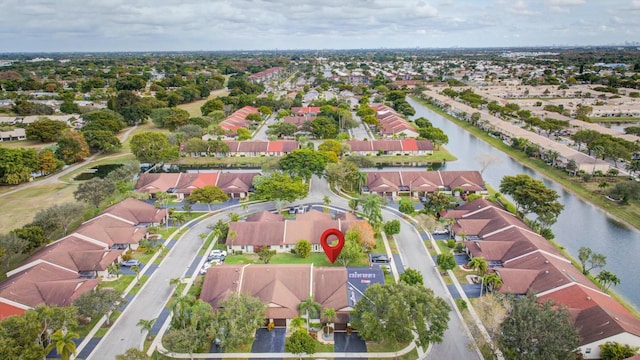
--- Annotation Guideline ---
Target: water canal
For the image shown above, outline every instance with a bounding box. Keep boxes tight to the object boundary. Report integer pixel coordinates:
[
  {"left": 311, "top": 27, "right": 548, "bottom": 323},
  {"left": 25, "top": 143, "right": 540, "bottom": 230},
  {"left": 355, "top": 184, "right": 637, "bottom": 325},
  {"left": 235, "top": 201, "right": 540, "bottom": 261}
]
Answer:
[{"left": 406, "top": 96, "right": 640, "bottom": 310}]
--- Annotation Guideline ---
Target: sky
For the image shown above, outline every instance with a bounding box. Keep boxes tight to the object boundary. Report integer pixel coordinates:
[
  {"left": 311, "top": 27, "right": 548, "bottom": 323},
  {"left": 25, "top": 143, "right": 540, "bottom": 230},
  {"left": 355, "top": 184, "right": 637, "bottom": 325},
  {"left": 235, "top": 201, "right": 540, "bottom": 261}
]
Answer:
[{"left": 0, "top": 0, "right": 639, "bottom": 52}]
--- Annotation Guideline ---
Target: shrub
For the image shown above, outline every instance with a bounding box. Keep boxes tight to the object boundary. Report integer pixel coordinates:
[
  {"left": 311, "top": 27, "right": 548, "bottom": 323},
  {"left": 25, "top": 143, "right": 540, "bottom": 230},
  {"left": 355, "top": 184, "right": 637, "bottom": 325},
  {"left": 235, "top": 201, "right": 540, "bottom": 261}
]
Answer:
[
  {"left": 447, "top": 239, "right": 456, "bottom": 248},
  {"left": 455, "top": 298, "right": 468, "bottom": 311}
]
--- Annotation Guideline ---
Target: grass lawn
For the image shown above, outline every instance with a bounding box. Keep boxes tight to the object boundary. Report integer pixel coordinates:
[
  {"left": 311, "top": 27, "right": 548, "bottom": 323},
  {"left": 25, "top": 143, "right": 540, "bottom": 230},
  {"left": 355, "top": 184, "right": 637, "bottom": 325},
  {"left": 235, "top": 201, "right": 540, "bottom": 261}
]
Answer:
[
  {"left": 0, "top": 182, "right": 77, "bottom": 231},
  {"left": 224, "top": 252, "right": 369, "bottom": 267},
  {"left": 366, "top": 339, "right": 413, "bottom": 356},
  {"left": 589, "top": 116, "right": 640, "bottom": 123},
  {"left": 177, "top": 89, "right": 230, "bottom": 117},
  {"left": 0, "top": 139, "right": 55, "bottom": 149},
  {"left": 412, "top": 96, "right": 640, "bottom": 231}
]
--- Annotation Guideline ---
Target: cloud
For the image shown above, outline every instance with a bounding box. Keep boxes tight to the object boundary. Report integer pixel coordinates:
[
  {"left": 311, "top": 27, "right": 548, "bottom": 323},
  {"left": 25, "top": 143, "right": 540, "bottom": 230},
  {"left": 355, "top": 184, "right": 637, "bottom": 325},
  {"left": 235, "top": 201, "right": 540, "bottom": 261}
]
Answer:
[{"left": 0, "top": 0, "right": 637, "bottom": 51}]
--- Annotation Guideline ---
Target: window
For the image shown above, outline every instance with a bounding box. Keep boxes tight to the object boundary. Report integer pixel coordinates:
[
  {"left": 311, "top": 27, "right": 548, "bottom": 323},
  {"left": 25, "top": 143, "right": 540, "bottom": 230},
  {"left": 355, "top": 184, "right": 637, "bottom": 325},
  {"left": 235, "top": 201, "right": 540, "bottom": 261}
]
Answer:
[{"left": 585, "top": 348, "right": 591, "bottom": 354}]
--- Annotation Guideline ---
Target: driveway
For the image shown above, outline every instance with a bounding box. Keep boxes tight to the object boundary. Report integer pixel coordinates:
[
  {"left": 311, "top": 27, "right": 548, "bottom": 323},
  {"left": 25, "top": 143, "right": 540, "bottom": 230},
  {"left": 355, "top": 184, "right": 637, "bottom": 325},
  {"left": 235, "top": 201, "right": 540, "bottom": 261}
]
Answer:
[
  {"left": 250, "top": 328, "right": 285, "bottom": 359},
  {"left": 334, "top": 332, "right": 367, "bottom": 356}
]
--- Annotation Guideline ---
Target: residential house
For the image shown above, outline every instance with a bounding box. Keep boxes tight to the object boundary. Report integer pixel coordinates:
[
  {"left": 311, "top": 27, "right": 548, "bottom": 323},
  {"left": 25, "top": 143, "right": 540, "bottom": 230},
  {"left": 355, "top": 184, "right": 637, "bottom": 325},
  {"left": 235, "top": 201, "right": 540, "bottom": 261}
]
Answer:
[
  {"left": 99, "top": 197, "right": 168, "bottom": 226},
  {"left": 227, "top": 210, "right": 361, "bottom": 254},
  {"left": 0, "top": 128, "right": 26, "bottom": 142},
  {"left": 344, "top": 139, "right": 433, "bottom": 156},
  {"left": 372, "top": 105, "right": 419, "bottom": 138},
  {"left": 200, "top": 264, "right": 383, "bottom": 328},
  {"left": 217, "top": 106, "right": 259, "bottom": 136},
  {"left": 363, "top": 170, "right": 487, "bottom": 198},
  {"left": 136, "top": 171, "right": 260, "bottom": 200},
  {"left": 441, "top": 198, "right": 640, "bottom": 359}
]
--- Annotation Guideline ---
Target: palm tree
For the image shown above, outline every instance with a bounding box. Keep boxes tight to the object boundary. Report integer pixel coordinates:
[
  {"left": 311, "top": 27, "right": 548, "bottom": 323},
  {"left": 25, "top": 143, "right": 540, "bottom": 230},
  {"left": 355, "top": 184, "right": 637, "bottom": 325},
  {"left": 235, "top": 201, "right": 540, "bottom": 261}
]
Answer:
[
  {"left": 592, "top": 144, "right": 605, "bottom": 174},
  {"left": 227, "top": 230, "right": 238, "bottom": 248},
  {"left": 596, "top": 270, "right": 621, "bottom": 292},
  {"left": 298, "top": 296, "right": 321, "bottom": 332},
  {"left": 289, "top": 316, "right": 306, "bottom": 332},
  {"left": 467, "top": 257, "right": 489, "bottom": 277},
  {"left": 131, "top": 265, "right": 140, "bottom": 280},
  {"left": 45, "top": 329, "right": 79, "bottom": 360},
  {"left": 171, "top": 295, "right": 196, "bottom": 330},
  {"left": 482, "top": 273, "right": 503, "bottom": 294},
  {"left": 169, "top": 277, "right": 182, "bottom": 287},
  {"left": 356, "top": 171, "right": 367, "bottom": 194},
  {"left": 348, "top": 198, "right": 359, "bottom": 214},
  {"left": 137, "top": 318, "right": 156, "bottom": 340},
  {"left": 323, "top": 195, "right": 331, "bottom": 212},
  {"left": 321, "top": 308, "right": 337, "bottom": 334},
  {"left": 170, "top": 212, "right": 187, "bottom": 227},
  {"left": 227, "top": 212, "right": 240, "bottom": 222}
]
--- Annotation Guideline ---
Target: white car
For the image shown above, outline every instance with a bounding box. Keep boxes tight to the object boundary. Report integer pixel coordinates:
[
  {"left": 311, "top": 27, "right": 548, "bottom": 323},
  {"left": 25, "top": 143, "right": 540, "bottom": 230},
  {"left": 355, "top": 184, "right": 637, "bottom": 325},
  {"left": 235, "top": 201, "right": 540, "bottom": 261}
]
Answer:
[
  {"left": 200, "top": 262, "right": 212, "bottom": 275},
  {"left": 210, "top": 249, "right": 227, "bottom": 258}
]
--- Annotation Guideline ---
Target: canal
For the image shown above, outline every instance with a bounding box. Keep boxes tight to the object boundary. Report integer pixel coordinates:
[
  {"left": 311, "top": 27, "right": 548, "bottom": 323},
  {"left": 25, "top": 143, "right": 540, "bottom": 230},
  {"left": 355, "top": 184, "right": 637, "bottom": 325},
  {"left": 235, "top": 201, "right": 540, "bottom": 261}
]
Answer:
[{"left": 406, "top": 96, "right": 640, "bottom": 310}]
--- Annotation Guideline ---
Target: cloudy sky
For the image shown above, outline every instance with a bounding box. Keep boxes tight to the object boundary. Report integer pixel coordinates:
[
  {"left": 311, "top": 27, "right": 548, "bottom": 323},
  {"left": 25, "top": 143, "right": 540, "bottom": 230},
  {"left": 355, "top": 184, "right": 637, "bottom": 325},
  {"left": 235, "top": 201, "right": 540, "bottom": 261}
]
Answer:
[{"left": 0, "top": 0, "right": 639, "bottom": 52}]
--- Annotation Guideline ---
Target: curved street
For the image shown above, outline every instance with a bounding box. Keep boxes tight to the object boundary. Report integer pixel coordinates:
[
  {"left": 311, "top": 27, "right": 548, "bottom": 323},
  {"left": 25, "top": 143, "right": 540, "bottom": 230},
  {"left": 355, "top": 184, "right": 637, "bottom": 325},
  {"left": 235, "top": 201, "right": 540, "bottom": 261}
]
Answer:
[{"left": 85, "top": 176, "right": 479, "bottom": 359}]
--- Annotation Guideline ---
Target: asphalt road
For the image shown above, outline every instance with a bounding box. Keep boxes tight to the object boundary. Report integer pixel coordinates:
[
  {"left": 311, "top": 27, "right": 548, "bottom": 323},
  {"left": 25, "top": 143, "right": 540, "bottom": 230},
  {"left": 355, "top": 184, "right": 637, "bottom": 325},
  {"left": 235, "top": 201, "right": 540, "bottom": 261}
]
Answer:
[
  {"left": 87, "top": 176, "right": 478, "bottom": 359},
  {"left": 87, "top": 202, "right": 275, "bottom": 359}
]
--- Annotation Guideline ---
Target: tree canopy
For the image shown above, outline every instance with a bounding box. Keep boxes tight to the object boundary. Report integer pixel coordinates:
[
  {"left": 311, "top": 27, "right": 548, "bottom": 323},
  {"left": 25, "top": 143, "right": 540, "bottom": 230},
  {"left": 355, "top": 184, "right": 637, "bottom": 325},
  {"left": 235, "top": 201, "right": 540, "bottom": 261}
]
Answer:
[
  {"left": 187, "top": 185, "right": 228, "bottom": 211},
  {"left": 279, "top": 149, "right": 330, "bottom": 182},
  {"left": 351, "top": 282, "right": 450, "bottom": 348},
  {"left": 129, "top": 131, "right": 178, "bottom": 164},
  {"left": 498, "top": 294, "right": 580, "bottom": 360},
  {"left": 253, "top": 172, "right": 309, "bottom": 202},
  {"left": 499, "top": 174, "right": 564, "bottom": 228}
]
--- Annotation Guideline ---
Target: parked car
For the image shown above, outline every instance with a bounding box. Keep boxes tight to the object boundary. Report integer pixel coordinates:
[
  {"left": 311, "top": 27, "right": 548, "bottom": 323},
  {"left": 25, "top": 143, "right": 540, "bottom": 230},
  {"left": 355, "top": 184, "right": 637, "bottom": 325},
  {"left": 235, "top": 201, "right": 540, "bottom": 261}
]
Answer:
[
  {"left": 120, "top": 259, "right": 141, "bottom": 267},
  {"left": 210, "top": 249, "right": 227, "bottom": 258},
  {"left": 199, "top": 264, "right": 210, "bottom": 275}
]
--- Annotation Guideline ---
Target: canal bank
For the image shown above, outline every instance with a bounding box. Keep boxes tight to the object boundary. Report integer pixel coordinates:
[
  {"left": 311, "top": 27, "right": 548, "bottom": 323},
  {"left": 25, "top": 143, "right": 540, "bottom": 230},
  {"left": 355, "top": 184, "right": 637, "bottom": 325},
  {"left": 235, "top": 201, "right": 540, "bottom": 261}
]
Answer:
[{"left": 407, "top": 96, "right": 640, "bottom": 313}]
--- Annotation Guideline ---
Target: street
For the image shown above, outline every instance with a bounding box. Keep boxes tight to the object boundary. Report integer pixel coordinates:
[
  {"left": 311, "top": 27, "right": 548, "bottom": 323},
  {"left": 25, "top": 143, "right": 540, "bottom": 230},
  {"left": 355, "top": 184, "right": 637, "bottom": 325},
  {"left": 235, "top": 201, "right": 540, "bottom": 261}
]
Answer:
[{"left": 86, "top": 176, "right": 479, "bottom": 359}]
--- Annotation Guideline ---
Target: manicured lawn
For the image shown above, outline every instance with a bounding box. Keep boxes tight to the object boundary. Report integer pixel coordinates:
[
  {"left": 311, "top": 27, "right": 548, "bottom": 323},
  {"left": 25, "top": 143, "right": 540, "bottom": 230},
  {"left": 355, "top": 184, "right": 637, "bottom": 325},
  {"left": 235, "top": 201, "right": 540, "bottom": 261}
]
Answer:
[
  {"left": 177, "top": 89, "right": 229, "bottom": 117},
  {"left": 0, "top": 139, "right": 54, "bottom": 149},
  {"left": 0, "top": 182, "right": 77, "bottom": 231},
  {"left": 367, "top": 339, "right": 412, "bottom": 355},
  {"left": 224, "top": 252, "right": 369, "bottom": 267}
]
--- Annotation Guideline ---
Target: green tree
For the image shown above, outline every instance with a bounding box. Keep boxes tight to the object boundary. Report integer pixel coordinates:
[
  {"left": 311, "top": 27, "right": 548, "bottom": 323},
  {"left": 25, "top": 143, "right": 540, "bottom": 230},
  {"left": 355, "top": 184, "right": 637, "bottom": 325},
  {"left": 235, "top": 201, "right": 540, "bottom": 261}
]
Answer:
[
  {"left": 74, "top": 177, "right": 116, "bottom": 208},
  {"left": 37, "top": 148, "right": 60, "bottom": 175},
  {"left": 423, "top": 191, "right": 450, "bottom": 214},
  {"left": 82, "top": 129, "right": 121, "bottom": 153},
  {"left": 25, "top": 118, "right": 69, "bottom": 142},
  {"left": 398, "top": 199, "right": 415, "bottom": 214},
  {"left": 498, "top": 294, "right": 580, "bottom": 360},
  {"left": 468, "top": 257, "right": 489, "bottom": 277},
  {"left": 279, "top": 149, "right": 329, "bottom": 182},
  {"left": 596, "top": 270, "right": 621, "bottom": 291},
  {"left": 137, "top": 318, "right": 156, "bottom": 340},
  {"left": 0, "top": 305, "right": 77, "bottom": 359},
  {"left": 236, "top": 127, "right": 251, "bottom": 140},
  {"left": 253, "top": 172, "right": 309, "bottom": 202},
  {"left": 200, "top": 98, "right": 224, "bottom": 116},
  {"left": 351, "top": 282, "right": 450, "bottom": 348},
  {"left": 129, "top": 131, "right": 178, "bottom": 164},
  {"left": 163, "top": 108, "right": 190, "bottom": 131},
  {"left": 359, "top": 194, "right": 385, "bottom": 229},
  {"left": 599, "top": 341, "right": 639, "bottom": 360},
  {"left": 213, "top": 293, "right": 266, "bottom": 350},
  {"left": 11, "top": 225, "right": 46, "bottom": 252},
  {"left": 578, "top": 246, "right": 607, "bottom": 275},
  {"left": 499, "top": 174, "right": 564, "bottom": 228},
  {"left": 116, "top": 348, "right": 151, "bottom": 360},
  {"left": 482, "top": 273, "right": 503, "bottom": 293},
  {"left": 298, "top": 296, "right": 322, "bottom": 331},
  {"left": 258, "top": 246, "right": 276, "bottom": 264},
  {"left": 187, "top": 185, "right": 228, "bottom": 211},
  {"left": 399, "top": 268, "right": 424, "bottom": 286},
  {"left": 74, "top": 288, "right": 124, "bottom": 325},
  {"left": 383, "top": 220, "right": 401, "bottom": 236},
  {"left": 285, "top": 330, "right": 316, "bottom": 358},
  {"left": 295, "top": 239, "right": 312, "bottom": 259},
  {"left": 436, "top": 252, "right": 456, "bottom": 273},
  {"left": 311, "top": 116, "right": 339, "bottom": 139},
  {"left": 337, "top": 231, "right": 362, "bottom": 266},
  {"left": 348, "top": 198, "right": 359, "bottom": 213},
  {"left": 56, "top": 130, "right": 90, "bottom": 164},
  {"left": 45, "top": 330, "right": 79, "bottom": 360},
  {"left": 170, "top": 212, "right": 187, "bottom": 226}
]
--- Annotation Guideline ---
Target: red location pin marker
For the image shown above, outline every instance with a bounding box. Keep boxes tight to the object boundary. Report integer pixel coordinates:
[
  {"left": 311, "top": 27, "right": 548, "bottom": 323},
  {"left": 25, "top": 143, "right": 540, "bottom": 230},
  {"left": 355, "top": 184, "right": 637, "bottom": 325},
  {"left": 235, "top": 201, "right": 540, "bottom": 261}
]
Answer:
[{"left": 320, "top": 228, "right": 345, "bottom": 264}]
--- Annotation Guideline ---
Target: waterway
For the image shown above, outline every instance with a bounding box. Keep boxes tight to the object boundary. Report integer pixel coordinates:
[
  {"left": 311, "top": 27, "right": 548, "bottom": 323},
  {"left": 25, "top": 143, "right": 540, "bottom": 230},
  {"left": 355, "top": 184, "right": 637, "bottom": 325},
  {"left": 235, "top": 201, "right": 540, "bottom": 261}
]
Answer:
[{"left": 406, "top": 96, "right": 640, "bottom": 310}]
